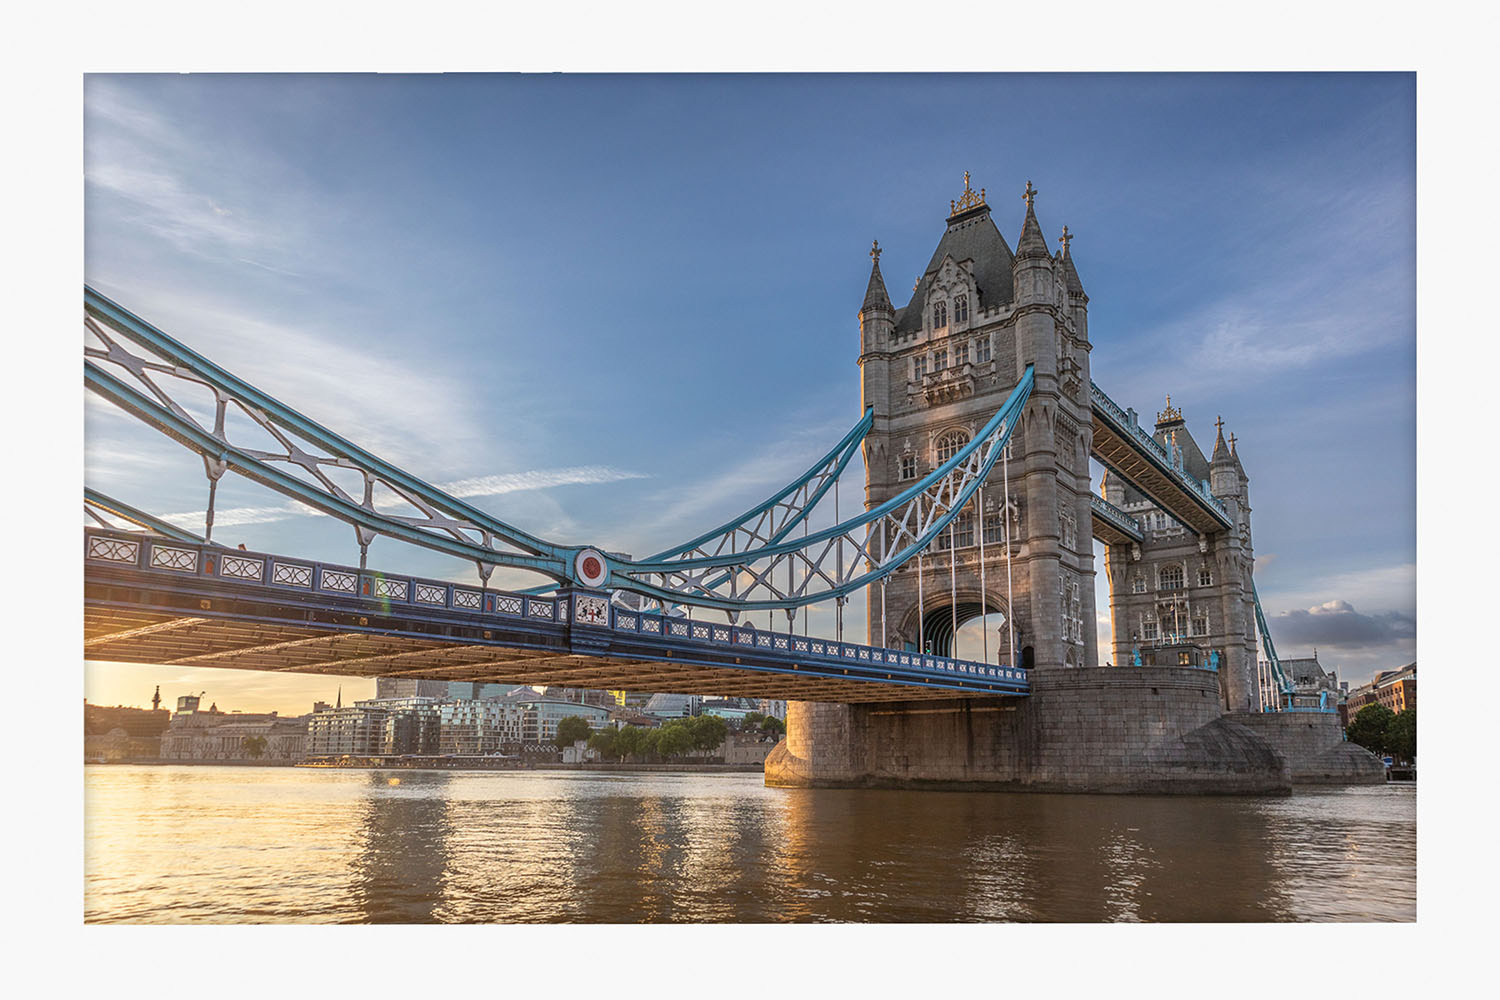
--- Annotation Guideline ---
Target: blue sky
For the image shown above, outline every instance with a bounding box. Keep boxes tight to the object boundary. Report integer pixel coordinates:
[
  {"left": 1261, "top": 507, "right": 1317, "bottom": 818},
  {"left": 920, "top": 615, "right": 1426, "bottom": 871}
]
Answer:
[{"left": 82, "top": 73, "right": 1415, "bottom": 712}]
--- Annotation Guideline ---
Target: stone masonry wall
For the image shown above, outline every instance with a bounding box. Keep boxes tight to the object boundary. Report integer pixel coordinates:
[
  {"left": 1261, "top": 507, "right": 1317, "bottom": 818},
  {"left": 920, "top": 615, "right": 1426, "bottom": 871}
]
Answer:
[
  {"left": 766, "top": 666, "right": 1290, "bottom": 794},
  {"left": 1234, "top": 712, "right": 1386, "bottom": 785}
]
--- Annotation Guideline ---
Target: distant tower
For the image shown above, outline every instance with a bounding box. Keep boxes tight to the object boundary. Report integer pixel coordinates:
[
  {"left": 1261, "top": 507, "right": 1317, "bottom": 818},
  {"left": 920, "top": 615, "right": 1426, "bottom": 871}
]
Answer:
[
  {"left": 336, "top": 686, "right": 342, "bottom": 709},
  {"left": 151, "top": 685, "right": 161, "bottom": 712}
]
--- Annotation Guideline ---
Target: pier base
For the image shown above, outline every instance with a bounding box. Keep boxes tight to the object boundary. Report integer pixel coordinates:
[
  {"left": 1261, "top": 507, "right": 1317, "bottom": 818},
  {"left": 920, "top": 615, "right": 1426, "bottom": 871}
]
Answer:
[
  {"left": 1234, "top": 711, "right": 1386, "bottom": 785},
  {"left": 765, "top": 667, "right": 1292, "bottom": 794}
]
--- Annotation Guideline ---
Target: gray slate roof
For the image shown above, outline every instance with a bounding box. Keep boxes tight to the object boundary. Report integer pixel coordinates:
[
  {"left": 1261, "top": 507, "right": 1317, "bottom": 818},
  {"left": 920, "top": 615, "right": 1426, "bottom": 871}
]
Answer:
[{"left": 894, "top": 206, "right": 1015, "bottom": 335}]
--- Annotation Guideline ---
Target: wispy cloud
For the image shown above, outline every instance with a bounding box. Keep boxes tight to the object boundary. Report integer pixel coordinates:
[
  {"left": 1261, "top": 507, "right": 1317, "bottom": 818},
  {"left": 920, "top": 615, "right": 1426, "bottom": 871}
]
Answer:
[{"left": 154, "top": 465, "right": 646, "bottom": 531}]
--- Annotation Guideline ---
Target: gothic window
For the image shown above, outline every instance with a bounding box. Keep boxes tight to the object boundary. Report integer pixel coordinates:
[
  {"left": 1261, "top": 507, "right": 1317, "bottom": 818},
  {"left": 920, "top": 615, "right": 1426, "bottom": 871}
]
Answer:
[
  {"left": 976, "top": 335, "right": 991, "bottom": 363},
  {"left": 1060, "top": 509, "right": 1077, "bottom": 549},
  {"left": 899, "top": 454, "right": 917, "bottom": 481},
  {"left": 1198, "top": 566, "right": 1213, "bottom": 587},
  {"left": 1141, "top": 618, "right": 1158, "bottom": 641},
  {"left": 933, "top": 348, "right": 948, "bottom": 371},
  {"left": 1159, "top": 565, "right": 1184, "bottom": 591},
  {"left": 952, "top": 514, "right": 974, "bottom": 548},
  {"left": 954, "top": 294, "right": 969, "bottom": 324},
  {"left": 1192, "top": 615, "right": 1209, "bottom": 637},
  {"left": 935, "top": 430, "right": 969, "bottom": 464},
  {"left": 913, "top": 354, "right": 927, "bottom": 379},
  {"left": 1132, "top": 576, "right": 1146, "bottom": 594},
  {"left": 932, "top": 300, "right": 948, "bottom": 330},
  {"left": 955, "top": 340, "right": 969, "bottom": 365},
  {"left": 983, "top": 510, "right": 1004, "bottom": 545}
]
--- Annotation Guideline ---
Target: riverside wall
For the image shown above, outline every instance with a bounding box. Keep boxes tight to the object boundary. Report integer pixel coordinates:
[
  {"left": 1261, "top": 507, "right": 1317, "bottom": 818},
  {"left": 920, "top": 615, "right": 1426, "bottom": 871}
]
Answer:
[{"left": 765, "top": 666, "right": 1293, "bottom": 794}]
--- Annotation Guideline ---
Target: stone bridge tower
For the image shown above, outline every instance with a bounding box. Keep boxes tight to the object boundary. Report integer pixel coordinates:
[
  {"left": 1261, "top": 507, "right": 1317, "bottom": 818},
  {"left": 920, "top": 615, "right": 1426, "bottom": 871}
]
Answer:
[
  {"left": 1101, "top": 411, "right": 1261, "bottom": 711},
  {"left": 857, "top": 177, "right": 1098, "bottom": 670}
]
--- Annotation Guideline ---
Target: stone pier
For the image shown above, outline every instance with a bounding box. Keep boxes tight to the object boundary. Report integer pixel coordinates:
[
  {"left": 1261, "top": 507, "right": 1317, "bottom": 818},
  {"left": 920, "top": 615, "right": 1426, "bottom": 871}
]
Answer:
[{"left": 766, "top": 667, "right": 1292, "bottom": 794}]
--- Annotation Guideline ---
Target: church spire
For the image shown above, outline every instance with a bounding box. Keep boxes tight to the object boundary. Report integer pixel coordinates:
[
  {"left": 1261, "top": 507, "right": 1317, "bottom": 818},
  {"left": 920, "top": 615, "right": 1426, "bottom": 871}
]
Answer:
[
  {"left": 1016, "top": 180, "right": 1050, "bottom": 260},
  {"left": 1058, "top": 225, "right": 1086, "bottom": 295},
  {"left": 861, "top": 240, "right": 892, "bottom": 313}
]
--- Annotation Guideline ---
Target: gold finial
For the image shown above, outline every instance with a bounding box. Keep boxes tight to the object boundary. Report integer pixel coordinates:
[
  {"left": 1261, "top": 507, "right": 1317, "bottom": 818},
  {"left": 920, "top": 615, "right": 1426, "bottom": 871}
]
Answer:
[
  {"left": 1157, "top": 393, "right": 1182, "bottom": 424},
  {"left": 950, "top": 171, "right": 987, "bottom": 216},
  {"left": 1229, "top": 433, "right": 1238, "bottom": 455},
  {"left": 1059, "top": 225, "right": 1073, "bottom": 253},
  {"left": 1215, "top": 415, "right": 1225, "bottom": 435},
  {"left": 1023, "top": 180, "right": 1038, "bottom": 211},
  {"left": 870, "top": 239, "right": 881, "bottom": 263}
]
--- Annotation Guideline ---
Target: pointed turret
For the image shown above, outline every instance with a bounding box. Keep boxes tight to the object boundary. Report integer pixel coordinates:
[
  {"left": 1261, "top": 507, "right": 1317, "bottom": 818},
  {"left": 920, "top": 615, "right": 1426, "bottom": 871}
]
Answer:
[
  {"left": 1058, "top": 225, "right": 1086, "bottom": 296},
  {"left": 1015, "top": 180, "right": 1050, "bottom": 261},
  {"left": 861, "top": 240, "right": 892, "bottom": 313},
  {"left": 1211, "top": 415, "right": 1231, "bottom": 464},
  {"left": 1210, "top": 416, "right": 1238, "bottom": 499}
]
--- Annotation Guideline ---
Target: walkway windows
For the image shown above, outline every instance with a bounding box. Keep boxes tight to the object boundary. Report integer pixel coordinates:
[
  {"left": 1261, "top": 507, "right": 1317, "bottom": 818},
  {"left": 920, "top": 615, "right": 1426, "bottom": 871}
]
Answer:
[
  {"left": 933, "top": 348, "right": 948, "bottom": 372},
  {"left": 899, "top": 454, "right": 917, "bottom": 481},
  {"left": 932, "top": 300, "right": 948, "bottom": 330},
  {"left": 954, "top": 294, "right": 969, "bottom": 324},
  {"left": 935, "top": 430, "right": 969, "bottom": 464},
  {"left": 1158, "top": 564, "right": 1184, "bottom": 591},
  {"left": 913, "top": 354, "right": 927, "bottom": 379},
  {"left": 1198, "top": 566, "right": 1213, "bottom": 587},
  {"left": 976, "top": 335, "right": 991, "bottom": 363}
]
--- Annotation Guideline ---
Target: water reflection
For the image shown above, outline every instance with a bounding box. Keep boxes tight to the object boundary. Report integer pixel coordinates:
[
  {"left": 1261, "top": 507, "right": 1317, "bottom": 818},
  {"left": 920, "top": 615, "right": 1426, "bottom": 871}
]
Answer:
[{"left": 84, "top": 766, "right": 1415, "bottom": 923}]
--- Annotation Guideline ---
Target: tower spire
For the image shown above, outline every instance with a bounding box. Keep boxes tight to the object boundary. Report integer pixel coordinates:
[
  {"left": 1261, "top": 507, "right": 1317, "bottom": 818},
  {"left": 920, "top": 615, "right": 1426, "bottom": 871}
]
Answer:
[
  {"left": 1016, "top": 180, "right": 1049, "bottom": 259},
  {"left": 861, "top": 239, "right": 892, "bottom": 313},
  {"left": 1211, "top": 415, "right": 1231, "bottom": 463}
]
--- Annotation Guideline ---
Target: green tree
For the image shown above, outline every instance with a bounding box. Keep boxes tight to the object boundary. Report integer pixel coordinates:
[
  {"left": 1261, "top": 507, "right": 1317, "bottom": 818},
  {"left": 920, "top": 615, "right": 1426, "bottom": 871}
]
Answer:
[
  {"left": 615, "top": 725, "right": 644, "bottom": 760},
  {"left": 1347, "top": 703, "right": 1395, "bottom": 754},
  {"left": 241, "top": 735, "right": 268, "bottom": 759},
  {"left": 588, "top": 726, "right": 618, "bottom": 760},
  {"left": 742, "top": 711, "right": 766, "bottom": 731},
  {"left": 761, "top": 716, "right": 786, "bottom": 739},
  {"left": 641, "top": 729, "right": 662, "bottom": 759},
  {"left": 555, "top": 715, "right": 593, "bottom": 750},
  {"left": 689, "top": 714, "right": 728, "bottom": 753},
  {"left": 656, "top": 723, "right": 694, "bottom": 759},
  {"left": 1385, "top": 708, "right": 1416, "bottom": 763}
]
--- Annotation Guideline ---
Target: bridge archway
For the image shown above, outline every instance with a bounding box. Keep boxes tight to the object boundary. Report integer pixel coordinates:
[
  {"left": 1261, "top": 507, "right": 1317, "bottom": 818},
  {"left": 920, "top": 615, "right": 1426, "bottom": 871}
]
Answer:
[{"left": 899, "top": 591, "right": 1017, "bottom": 663}]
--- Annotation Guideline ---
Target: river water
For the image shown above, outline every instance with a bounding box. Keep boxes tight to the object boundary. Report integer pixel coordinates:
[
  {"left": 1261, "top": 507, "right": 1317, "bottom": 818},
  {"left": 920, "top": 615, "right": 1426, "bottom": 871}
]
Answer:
[{"left": 84, "top": 765, "right": 1415, "bottom": 923}]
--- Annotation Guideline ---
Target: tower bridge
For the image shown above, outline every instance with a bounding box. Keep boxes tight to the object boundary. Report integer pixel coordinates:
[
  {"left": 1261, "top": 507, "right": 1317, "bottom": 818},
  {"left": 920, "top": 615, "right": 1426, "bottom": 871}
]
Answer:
[{"left": 82, "top": 174, "right": 1383, "bottom": 792}]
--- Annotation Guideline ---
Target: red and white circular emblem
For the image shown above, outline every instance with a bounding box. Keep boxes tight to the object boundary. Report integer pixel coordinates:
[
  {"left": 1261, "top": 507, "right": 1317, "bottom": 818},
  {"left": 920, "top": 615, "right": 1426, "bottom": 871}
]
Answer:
[{"left": 575, "top": 548, "right": 608, "bottom": 588}]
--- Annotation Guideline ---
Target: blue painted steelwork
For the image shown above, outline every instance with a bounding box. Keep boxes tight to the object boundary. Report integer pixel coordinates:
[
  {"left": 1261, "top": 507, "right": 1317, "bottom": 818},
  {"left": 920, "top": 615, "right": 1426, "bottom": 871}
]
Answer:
[
  {"left": 614, "top": 366, "right": 1035, "bottom": 611},
  {"left": 84, "top": 287, "right": 1032, "bottom": 614},
  {"left": 1089, "top": 493, "right": 1143, "bottom": 542},
  {"left": 1251, "top": 580, "right": 1296, "bottom": 709},
  {"left": 83, "top": 527, "right": 1030, "bottom": 698},
  {"left": 85, "top": 487, "right": 210, "bottom": 544},
  {"left": 1089, "top": 381, "right": 1231, "bottom": 529}
]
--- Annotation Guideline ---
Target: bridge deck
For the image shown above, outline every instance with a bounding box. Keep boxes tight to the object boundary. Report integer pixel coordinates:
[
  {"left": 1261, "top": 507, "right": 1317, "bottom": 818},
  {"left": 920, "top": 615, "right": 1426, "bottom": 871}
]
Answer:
[
  {"left": 83, "top": 530, "right": 1028, "bottom": 703},
  {"left": 1089, "top": 382, "right": 1233, "bottom": 536}
]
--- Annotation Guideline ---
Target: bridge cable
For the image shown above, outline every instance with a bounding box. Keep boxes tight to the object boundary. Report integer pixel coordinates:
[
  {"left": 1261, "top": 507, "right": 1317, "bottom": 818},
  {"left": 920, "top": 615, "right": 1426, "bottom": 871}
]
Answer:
[
  {"left": 979, "top": 482, "right": 989, "bottom": 664},
  {"left": 1004, "top": 443, "right": 1015, "bottom": 668}
]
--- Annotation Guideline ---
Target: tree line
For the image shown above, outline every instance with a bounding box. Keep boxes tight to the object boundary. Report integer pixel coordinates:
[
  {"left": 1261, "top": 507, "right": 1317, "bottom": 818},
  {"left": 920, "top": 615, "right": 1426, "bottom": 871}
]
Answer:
[
  {"left": 1346, "top": 704, "right": 1415, "bottom": 763},
  {"left": 554, "top": 711, "right": 786, "bottom": 761}
]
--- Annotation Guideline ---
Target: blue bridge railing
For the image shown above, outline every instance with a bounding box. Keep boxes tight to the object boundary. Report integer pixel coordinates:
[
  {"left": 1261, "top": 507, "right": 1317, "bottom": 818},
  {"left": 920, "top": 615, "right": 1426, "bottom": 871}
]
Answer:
[
  {"left": 84, "top": 528, "right": 1030, "bottom": 696},
  {"left": 1089, "top": 493, "right": 1143, "bottom": 541}
]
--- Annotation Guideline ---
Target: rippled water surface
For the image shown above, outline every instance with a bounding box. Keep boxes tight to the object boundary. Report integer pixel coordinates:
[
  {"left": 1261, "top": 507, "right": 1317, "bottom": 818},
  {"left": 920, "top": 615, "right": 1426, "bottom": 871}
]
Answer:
[{"left": 84, "top": 766, "right": 1415, "bottom": 922}]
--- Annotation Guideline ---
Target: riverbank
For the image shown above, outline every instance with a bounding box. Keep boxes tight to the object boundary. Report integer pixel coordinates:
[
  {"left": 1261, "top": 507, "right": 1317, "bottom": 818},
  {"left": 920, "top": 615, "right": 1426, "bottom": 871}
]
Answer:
[{"left": 85, "top": 758, "right": 765, "bottom": 774}]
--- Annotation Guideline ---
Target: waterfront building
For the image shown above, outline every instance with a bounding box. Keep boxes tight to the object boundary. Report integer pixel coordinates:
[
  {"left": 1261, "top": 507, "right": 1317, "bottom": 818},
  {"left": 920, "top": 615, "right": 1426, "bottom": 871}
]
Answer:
[
  {"left": 160, "top": 710, "right": 307, "bottom": 762},
  {"left": 517, "top": 699, "right": 611, "bottom": 746},
  {"left": 353, "top": 697, "right": 443, "bottom": 755},
  {"left": 305, "top": 705, "right": 389, "bottom": 757},
  {"left": 438, "top": 699, "right": 526, "bottom": 755},
  {"left": 1346, "top": 663, "right": 1417, "bottom": 717},
  {"left": 373, "top": 678, "right": 452, "bottom": 700}
]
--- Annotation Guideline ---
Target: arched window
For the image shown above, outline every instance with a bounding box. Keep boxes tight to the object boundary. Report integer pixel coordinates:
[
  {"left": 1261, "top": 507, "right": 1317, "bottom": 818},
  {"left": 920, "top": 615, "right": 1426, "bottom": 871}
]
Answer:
[
  {"left": 954, "top": 294, "right": 969, "bottom": 324},
  {"left": 1158, "top": 564, "right": 1184, "bottom": 591},
  {"left": 935, "top": 430, "right": 969, "bottom": 464},
  {"left": 932, "top": 300, "right": 948, "bottom": 329}
]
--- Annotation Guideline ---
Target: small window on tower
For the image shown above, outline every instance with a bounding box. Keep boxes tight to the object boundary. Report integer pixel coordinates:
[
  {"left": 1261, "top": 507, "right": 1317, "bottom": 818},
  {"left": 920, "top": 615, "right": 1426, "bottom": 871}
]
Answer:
[
  {"left": 976, "top": 336, "right": 991, "bottom": 363},
  {"left": 1198, "top": 567, "right": 1213, "bottom": 587},
  {"left": 955, "top": 341, "right": 969, "bottom": 365},
  {"left": 954, "top": 294, "right": 969, "bottom": 324},
  {"left": 933, "top": 301, "right": 948, "bottom": 329},
  {"left": 913, "top": 355, "right": 927, "bottom": 379},
  {"left": 1132, "top": 576, "right": 1146, "bottom": 594},
  {"left": 899, "top": 455, "right": 917, "bottom": 481},
  {"left": 933, "top": 348, "right": 948, "bottom": 371}
]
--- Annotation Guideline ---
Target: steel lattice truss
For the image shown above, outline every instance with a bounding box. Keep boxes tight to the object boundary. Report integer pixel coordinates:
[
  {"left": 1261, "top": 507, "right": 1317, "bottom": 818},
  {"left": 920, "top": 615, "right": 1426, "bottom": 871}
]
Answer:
[
  {"left": 84, "top": 285, "right": 1032, "bottom": 613},
  {"left": 85, "top": 487, "right": 207, "bottom": 544},
  {"left": 618, "top": 366, "right": 1034, "bottom": 611}
]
